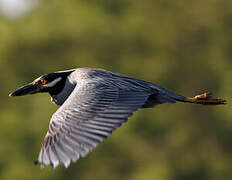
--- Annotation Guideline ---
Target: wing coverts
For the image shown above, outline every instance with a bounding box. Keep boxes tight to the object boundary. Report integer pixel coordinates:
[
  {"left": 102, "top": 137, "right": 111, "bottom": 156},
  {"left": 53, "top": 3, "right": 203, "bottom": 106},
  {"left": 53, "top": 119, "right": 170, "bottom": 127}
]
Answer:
[{"left": 38, "top": 83, "right": 151, "bottom": 168}]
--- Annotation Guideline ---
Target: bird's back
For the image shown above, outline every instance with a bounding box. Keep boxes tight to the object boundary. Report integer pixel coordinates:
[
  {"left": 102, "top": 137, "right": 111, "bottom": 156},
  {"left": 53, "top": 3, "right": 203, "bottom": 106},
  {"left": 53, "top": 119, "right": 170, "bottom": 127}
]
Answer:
[{"left": 69, "top": 68, "right": 186, "bottom": 102}]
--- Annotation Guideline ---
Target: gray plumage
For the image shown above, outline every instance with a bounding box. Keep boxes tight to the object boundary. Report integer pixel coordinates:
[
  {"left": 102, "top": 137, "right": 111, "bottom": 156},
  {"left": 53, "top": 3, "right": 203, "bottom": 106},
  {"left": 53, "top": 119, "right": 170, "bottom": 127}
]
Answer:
[
  {"left": 9, "top": 68, "right": 226, "bottom": 168},
  {"left": 39, "top": 68, "right": 185, "bottom": 168}
]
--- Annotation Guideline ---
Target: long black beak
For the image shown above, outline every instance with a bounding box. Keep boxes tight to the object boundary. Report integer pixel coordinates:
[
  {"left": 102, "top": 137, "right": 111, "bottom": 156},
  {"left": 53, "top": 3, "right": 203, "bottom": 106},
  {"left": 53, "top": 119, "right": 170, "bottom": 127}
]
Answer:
[{"left": 9, "top": 83, "right": 41, "bottom": 97}]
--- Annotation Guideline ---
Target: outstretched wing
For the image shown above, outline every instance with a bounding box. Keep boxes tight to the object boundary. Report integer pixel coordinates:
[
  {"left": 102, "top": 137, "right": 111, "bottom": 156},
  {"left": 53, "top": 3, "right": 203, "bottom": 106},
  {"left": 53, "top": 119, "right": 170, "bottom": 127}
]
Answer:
[{"left": 37, "top": 82, "right": 152, "bottom": 168}]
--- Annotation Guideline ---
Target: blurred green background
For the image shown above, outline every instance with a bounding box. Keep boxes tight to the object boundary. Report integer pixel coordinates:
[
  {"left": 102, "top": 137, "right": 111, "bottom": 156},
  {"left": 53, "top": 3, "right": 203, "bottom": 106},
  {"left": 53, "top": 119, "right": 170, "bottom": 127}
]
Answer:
[{"left": 0, "top": 0, "right": 231, "bottom": 180}]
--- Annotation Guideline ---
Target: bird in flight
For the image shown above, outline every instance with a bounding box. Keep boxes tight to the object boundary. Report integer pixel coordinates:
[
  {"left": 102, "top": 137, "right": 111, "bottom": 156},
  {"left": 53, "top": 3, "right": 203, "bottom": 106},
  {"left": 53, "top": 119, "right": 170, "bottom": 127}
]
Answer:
[{"left": 9, "top": 68, "right": 226, "bottom": 168}]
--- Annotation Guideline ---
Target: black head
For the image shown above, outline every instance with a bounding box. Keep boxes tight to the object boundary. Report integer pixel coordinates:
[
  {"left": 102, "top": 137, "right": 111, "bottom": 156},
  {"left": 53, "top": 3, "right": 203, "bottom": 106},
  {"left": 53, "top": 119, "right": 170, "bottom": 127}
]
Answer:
[{"left": 9, "top": 70, "right": 75, "bottom": 97}]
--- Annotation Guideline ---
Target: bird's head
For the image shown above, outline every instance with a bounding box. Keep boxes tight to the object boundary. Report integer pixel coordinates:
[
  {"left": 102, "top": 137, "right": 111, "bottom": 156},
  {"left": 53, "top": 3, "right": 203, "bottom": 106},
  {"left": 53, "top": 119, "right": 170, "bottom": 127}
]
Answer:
[{"left": 9, "top": 70, "right": 75, "bottom": 97}]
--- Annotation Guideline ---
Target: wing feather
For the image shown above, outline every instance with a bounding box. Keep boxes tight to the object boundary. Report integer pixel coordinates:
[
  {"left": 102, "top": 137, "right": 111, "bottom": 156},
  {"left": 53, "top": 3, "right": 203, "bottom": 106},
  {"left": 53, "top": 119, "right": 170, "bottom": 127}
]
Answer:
[{"left": 37, "top": 82, "right": 151, "bottom": 167}]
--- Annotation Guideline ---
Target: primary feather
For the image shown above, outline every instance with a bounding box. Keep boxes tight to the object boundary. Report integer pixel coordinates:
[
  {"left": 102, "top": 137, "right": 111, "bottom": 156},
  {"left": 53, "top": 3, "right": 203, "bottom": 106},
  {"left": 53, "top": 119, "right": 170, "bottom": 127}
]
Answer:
[{"left": 9, "top": 68, "right": 226, "bottom": 168}]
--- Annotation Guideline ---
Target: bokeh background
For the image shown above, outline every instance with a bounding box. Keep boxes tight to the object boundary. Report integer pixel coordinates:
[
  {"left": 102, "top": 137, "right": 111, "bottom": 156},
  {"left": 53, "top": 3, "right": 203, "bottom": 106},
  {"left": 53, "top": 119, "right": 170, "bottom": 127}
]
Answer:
[{"left": 0, "top": 0, "right": 231, "bottom": 180}]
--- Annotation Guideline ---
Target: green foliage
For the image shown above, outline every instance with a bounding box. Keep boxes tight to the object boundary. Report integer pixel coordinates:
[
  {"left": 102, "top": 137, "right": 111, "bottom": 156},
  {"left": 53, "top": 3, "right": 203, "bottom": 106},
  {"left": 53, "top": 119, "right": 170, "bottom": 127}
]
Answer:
[{"left": 0, "top": 0, "right": 231, "bottom": 179}]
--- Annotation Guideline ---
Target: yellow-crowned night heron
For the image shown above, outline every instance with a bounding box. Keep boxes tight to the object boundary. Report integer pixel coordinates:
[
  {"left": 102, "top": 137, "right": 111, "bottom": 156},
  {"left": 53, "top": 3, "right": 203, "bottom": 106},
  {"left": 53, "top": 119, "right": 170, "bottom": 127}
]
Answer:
[{"left": 9, "top": 68, "right": 226, "bottom": 168}]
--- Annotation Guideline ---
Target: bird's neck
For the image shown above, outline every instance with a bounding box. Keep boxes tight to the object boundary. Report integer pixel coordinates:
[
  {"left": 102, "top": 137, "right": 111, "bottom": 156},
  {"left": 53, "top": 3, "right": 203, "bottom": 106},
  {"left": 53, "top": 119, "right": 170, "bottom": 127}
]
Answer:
[{"left": 50, "top": 79, "right": 75, "bottom": 106}]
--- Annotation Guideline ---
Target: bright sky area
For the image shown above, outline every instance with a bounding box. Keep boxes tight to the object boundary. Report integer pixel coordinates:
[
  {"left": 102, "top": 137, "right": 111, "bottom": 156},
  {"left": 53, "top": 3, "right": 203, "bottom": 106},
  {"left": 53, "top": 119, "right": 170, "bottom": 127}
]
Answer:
[{"left": 0, "top": 0, "right": 38, "bottom": 19}]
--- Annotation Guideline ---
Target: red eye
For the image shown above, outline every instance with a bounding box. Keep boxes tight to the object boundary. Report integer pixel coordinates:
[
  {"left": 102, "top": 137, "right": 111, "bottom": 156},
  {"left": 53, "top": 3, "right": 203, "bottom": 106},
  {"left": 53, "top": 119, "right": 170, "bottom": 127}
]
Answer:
[{"left": 41, "top": 79, "right": 47, "bottom": 85}]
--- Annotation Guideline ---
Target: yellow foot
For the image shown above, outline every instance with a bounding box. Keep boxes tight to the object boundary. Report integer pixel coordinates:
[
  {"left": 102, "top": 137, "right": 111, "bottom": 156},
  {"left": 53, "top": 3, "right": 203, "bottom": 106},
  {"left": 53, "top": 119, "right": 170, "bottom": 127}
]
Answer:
[{"left": 185, "top": 92, "right": 226, "bottom": 105}]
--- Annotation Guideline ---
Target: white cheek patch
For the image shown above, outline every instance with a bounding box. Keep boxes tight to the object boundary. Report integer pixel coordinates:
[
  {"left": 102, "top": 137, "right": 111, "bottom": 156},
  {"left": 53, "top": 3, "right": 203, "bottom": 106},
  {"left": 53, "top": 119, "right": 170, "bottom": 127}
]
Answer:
[{"left": 44, "top": 77, "right": 62, "bottom": 87}]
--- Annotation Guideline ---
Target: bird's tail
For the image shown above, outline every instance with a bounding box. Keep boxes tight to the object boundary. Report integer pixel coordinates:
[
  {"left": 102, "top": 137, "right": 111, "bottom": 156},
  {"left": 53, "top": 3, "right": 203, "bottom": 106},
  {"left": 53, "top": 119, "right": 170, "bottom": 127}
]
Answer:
[{"left": 176, "top": 92, "right": 226, "bottom": 105}]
